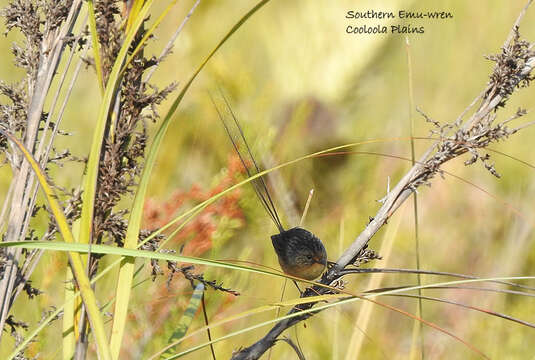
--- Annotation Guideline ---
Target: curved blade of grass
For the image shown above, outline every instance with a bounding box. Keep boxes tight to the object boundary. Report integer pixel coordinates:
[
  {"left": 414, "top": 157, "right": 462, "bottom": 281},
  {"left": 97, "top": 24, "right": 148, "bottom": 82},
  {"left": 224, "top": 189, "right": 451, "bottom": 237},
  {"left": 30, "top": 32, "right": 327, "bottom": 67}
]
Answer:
[
  {"left": 346, "top": 267, "right": 535, "bottom": 291},
  {"left": 109, "top": 1, "right": 182, "bottom": 357},
  {"left": 427, "top": 285, "right": 535, "bottom": 298},
  {"left": 0, "top": 241, "right": 292, "bottom": 278},
  {"left": 87, "top": 0, "right": 103, "bottom": 94},
  {"left": 79, "top": 2, "right": 155, "bottom": 357},
  {"left": 125, "top": 0, "right": 144, "bottom": 34},
  {"left": 163, "top": 283, "right": 205, "bottom": 358},
  {"left": 108, "top": 0, "right": 271, "bottom": 357},
  {"left": 0, "top": 240, "right": 359, "bottom": 301},
  {"left": 7, "top": 269, "right": 334, "bottom": 360},
  {"left": 0, "top": 130, "right": 112, "bottom": 360},
  {"left": 78, "top": 0, "right": 153, "bottom": 253}
]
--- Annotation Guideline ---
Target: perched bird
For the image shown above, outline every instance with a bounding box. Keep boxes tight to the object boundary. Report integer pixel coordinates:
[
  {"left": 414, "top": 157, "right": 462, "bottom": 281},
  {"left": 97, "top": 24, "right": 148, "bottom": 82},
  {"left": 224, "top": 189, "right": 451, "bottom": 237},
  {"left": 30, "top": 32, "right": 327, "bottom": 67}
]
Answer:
[{"left": 212, "top": 94, "right": 327, "bottom": 281}]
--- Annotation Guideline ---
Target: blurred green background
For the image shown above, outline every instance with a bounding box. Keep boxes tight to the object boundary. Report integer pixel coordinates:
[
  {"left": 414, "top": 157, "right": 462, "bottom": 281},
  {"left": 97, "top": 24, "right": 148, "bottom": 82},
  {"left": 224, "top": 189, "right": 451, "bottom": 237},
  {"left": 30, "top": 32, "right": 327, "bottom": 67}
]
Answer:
[{"left": 1, "top": 0, "right": 535, "bottom": 358}]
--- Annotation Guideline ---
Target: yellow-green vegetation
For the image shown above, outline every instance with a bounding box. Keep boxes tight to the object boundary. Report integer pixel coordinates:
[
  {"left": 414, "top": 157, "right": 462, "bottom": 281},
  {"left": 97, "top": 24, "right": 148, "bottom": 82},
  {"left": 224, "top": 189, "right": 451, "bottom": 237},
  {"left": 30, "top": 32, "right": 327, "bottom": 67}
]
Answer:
[{"left": 1, "top": 1, "right": 535, "bottom": 359}]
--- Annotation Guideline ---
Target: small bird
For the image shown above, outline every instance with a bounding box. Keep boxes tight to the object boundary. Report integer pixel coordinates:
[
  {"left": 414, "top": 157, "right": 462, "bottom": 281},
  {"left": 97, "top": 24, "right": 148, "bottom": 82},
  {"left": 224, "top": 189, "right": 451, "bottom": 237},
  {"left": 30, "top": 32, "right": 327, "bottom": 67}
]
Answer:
[{"left": 212, "top": 94, "right": 327, "bottom": 281}]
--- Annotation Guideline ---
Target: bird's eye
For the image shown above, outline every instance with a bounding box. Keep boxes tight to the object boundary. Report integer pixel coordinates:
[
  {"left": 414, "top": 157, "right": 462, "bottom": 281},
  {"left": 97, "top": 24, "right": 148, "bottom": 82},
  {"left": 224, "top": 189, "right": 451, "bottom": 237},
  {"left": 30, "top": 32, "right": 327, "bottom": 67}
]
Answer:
[{"left": 306, "top": 255, "right": 313, "bottom": 260}]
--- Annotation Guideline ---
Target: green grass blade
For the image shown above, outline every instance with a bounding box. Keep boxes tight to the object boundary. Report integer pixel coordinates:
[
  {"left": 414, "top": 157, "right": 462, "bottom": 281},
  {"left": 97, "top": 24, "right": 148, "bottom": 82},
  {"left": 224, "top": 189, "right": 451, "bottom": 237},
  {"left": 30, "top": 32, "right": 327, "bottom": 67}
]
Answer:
[
  {"left": 76, "top": 3, "right": 154, "bottom": 357},
  {"left": 76, "top": 3, "right": 153, "bottom": 352},
  {"left": 78, "top": 0, "right": 154, "bottom": 250},
  {"left": 63, "top": 220, "right": 82, "bottom": 360},
  {"left": 125, "top": 0, "right": 145, "bottom": 34},
  {"left": 0, "top": 241, "right": 286, "bottom": 278},
  {"left": 109, "top": 259, "right": 135, "bottom": 359},
  {"left": 106, "top": 0, "right": 271, "bottom": 356},
  {"left": 109, "top": 2, "right": 181, "bottom": 356},
  {"left": 62, "top": 266, "right": 76, "bottom": 360},
  {"left": 0, "top": 130, "right": 112, "bottom": 360},
  {"left": 163, "top": 283, "right": 205, "bottom": 357}
]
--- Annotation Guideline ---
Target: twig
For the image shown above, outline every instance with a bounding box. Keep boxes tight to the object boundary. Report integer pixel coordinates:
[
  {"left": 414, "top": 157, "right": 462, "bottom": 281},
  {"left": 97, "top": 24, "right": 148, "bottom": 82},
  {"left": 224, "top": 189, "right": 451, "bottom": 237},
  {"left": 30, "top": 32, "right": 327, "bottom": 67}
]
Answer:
[
  {"left": 143, "top": 0, "right": 201, "bottom": 84},
  {"left": 202, "top": 292, "right": 217, "bottom": 360},
  {"left": 299, "top": 189, "right": 314, "bottom": 227}
]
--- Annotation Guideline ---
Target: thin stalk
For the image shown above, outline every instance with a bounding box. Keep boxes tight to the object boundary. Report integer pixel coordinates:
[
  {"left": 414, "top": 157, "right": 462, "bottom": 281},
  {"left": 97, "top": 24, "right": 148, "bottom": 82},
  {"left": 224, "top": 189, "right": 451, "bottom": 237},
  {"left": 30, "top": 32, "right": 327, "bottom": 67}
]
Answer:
[{"left": 405, "top": 36, "right": 424, "bottom": 360}]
